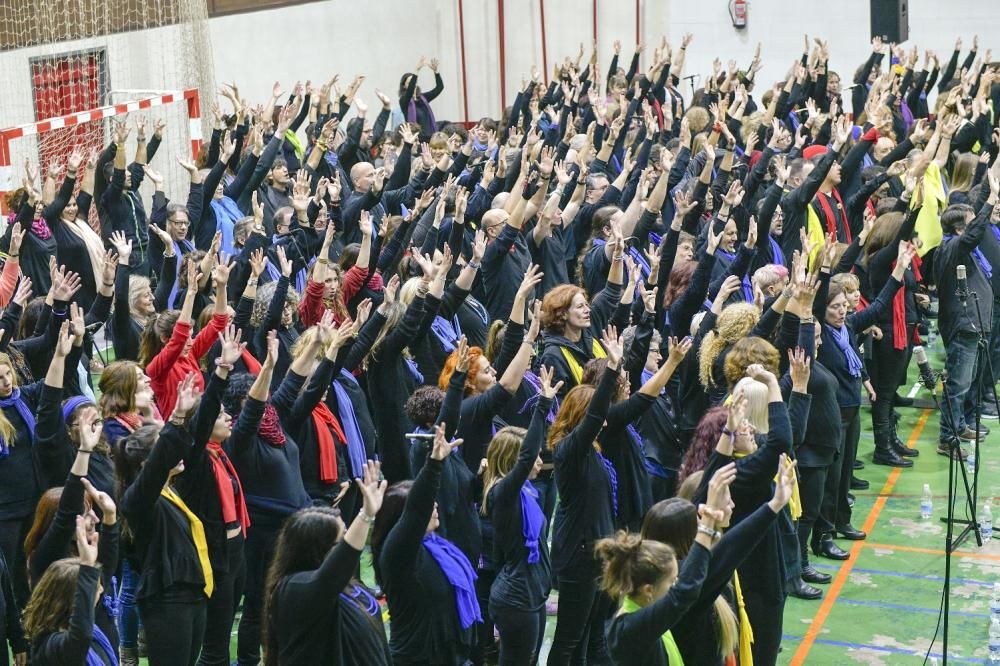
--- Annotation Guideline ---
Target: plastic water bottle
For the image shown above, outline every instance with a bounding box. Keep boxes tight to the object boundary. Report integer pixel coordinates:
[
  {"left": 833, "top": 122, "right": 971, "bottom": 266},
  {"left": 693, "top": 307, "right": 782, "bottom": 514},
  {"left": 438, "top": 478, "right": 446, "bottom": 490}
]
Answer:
[
  {"left": 968, "top": 450, "right": 977, "bottom": 477},
  {"left": 991, "top": 583, "right": 1000, "bottom": 619},
  {"left": 921, "top": 484, "right": 933, "bottom": 520},
  {"left": 989, "top": 616, "right": 1000, "bottom": 664},
  {"left": 983, "top": 502, "right": 994, "bottom": 543}
]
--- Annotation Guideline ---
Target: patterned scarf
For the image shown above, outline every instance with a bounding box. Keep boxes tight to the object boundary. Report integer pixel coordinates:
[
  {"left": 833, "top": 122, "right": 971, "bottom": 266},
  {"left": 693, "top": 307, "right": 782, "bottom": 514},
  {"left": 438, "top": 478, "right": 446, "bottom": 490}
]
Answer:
[{"left": 258, "top": 403, "right": 286, "bottom": 447}]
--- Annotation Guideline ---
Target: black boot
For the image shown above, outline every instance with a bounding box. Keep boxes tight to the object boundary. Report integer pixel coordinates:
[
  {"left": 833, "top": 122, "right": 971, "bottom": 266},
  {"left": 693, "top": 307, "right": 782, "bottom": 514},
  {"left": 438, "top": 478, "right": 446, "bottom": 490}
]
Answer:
[
  {"left": 873, "top": 428, "right": 914, "bottom": 467},
  {"left": 850, "top": 476, "right": 870, "bottom": 490},
  {"left": 800, "top": 540, "right": 832, "bottom": 584},
  {"left": 891, "top": 421, "right": 919, "bottom": 457},
  {"left": 813, "top": 534, "right": 850, "bottom": 560},
  {"left": 787, "top": 577, "right": 823, "bottom": 600}
]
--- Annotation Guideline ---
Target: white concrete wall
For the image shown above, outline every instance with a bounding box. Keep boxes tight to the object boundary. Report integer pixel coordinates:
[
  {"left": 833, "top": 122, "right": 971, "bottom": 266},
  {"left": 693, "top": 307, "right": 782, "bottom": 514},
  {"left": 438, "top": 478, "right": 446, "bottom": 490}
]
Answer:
[{"left": 207, "top": 0, "right": 1000, "bottom": 124}]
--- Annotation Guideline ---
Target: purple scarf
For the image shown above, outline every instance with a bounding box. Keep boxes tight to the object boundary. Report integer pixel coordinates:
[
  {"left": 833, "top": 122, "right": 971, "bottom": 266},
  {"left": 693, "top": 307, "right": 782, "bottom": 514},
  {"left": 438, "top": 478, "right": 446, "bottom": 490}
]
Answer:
[
  {"left": 422, "top": 533, "right": 482, "bottom": 629},
  {"left": 0, "top": 388, "right": 34, "bottom": 458},
  {"left": 331, "top": 370, "right": 368, "bottom": 477},
  {"left": 826, "top": 324, "right": 863, "bottom": 377},
  {"left": 404, "top": 358, "right": 424, "bottom": 385},
  {"left": 520, "top": 484, "right": 545, "bottom": 564},
  {"left": 86, "top": 624, "right": 119, "bottom": 666},
  {"left": 595, "top": 450, "right": 619, "bottom": 516},
  {"left": 406, "top": 94, "right": 438, "bottom": 135},
  {"left": 519, "top": 371, "right": 560, "bottom": 423},
  {"left": 31, "top": 217, "right": 52, "bottom": 240},
  {"left": 431, "top": 315, "right": 462, "bottom": 353},
  {"left": 944, "top": 234, "right": 992, "bottom": 279},
  {"left": 768, "top": 236, "right": 784, "bottom": 266}
]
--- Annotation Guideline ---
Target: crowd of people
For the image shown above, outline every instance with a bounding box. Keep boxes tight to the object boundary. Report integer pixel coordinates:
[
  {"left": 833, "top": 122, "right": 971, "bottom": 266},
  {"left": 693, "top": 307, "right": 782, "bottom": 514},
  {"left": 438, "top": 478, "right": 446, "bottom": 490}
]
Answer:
[{"left": 0, "top": 26, "right": 996, "bottom": 666}]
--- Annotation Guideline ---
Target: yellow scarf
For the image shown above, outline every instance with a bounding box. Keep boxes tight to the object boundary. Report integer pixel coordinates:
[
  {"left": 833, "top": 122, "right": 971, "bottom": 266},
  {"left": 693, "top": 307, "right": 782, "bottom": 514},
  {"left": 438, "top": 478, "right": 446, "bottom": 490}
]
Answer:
[
  {"left": 621, "top": 596, "right": 684, "bottom": 665},
  {"left": 732, "top": 571, "right": 754, "bottom": 666},
  {"left": 559, "top": 337, "right": 607, "bottom": 384},
  {"left": 284, "top": 129, "right": 305, "bottom": 161},
  {"left": 160, "top": 486, "right": 214, "bottom": 598},
  {"left": 912, "top": 161, "right": 947, "bottom": 257},
  {"left": 804, "top": 203, "right": 827, "bottom": 271}
]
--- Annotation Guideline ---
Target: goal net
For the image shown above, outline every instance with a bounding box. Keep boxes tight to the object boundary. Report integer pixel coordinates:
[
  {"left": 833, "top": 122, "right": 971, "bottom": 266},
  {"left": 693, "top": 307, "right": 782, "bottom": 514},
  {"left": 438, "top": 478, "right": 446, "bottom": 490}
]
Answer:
[{"left": 0, "top": 0, "right": 216, "bottom": 218}]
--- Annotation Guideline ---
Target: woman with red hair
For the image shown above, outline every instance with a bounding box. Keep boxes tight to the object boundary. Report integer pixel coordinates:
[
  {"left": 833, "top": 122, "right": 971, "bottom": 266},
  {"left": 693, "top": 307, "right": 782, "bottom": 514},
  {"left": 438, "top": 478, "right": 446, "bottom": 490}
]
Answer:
[{"left": 538, "top": 230, "right": 624, "bottom": 397}]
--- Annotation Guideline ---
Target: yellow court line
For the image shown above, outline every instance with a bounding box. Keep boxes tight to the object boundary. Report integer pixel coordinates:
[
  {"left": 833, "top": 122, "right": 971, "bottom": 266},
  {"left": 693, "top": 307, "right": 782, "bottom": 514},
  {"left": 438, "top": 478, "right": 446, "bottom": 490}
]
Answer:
[
  {"left": 790, "top": 409, "right": 930, "bottom": 666},
  {"left": 862, "top": 541, "right": 1000, "bottom": 561}
]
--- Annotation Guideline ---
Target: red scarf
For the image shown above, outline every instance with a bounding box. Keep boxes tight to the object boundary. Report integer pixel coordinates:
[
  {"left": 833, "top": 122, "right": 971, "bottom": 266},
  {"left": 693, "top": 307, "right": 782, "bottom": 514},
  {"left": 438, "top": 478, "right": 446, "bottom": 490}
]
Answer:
[
  {"left": 890, "top": 254, "right": 922, "bottom": 350},
  {"left": 312, "top": 402, "right": 347, "bottom": 483},
  {"left": 115, "top": 413, "right": 144, "bottom": 433},
  {"left": 258, "top": 403, "right": 286, "bottom": 447},
  {"left": 814, "top": 189, "right": 851, "bottom": 243},
  {"left": 206, "top": 441, "right": 250, "bottom": 536}
]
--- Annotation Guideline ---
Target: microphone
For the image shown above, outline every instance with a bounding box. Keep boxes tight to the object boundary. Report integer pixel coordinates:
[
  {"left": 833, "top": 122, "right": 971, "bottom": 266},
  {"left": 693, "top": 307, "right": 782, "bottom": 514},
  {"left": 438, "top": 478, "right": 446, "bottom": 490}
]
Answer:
[
  {"left": 957, "top": 264, "right": 968, "bottom": 308},
  {"left": 913, "top": 345, "right": 937, "bottom": 396}
]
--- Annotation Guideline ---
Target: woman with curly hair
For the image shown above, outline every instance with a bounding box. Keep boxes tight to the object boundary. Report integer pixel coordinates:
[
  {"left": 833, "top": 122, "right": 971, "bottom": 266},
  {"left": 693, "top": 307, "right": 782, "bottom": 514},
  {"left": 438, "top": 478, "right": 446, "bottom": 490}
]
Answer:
[{"left": 249, "top": 248, "right": 301, "bottom": 391}]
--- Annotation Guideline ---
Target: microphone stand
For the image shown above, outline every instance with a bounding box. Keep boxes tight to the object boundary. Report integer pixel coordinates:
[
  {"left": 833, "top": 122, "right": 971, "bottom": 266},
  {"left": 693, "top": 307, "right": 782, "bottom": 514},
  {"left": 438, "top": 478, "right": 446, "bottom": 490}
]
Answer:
[{"left": 938, "top": 367, "right": 981, "bottom": 665}]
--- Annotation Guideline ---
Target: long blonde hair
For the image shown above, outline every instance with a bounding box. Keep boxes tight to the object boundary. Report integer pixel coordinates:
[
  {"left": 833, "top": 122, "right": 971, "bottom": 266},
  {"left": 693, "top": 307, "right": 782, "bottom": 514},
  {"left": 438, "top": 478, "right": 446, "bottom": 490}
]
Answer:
[
  {"left": 480, "top": 426, "right": 528, "bottom": 515},
  {"left": 698, "top": 303, "right": 761, "bottom": 389},
  {"left": 0, "top": 354, "right": 21, "bottom": 445}
]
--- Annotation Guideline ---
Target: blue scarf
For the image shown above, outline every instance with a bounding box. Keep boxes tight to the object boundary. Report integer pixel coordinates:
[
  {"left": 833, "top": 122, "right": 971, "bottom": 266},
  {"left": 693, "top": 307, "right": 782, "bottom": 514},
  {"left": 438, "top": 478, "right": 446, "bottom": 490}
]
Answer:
[
  {"left": 520, "top": 484, "right": 545, "bottom": 564},
  {"left": 431, "top": 315, "right": 462, "bottom": 352},
  {"left": 167, "top": 239, "right": 195, "bottom": 309},
  {"left": 209, "top": 196, "right": 243, "bottom": 256},
  {"left": 595, "top": 450, "right": 619, "bottom": 516},
  {"left": 944, "top": 234, "right": 993, "bottom": 279},
  {"left": 331, "top": 370, "right": 368, "bottom": 477},
  {"left": 0, "top": 388, "right": 34, "bottom": 458},
  {"left": 649, "top": 232, "right": 662, "bottom": 247},
  {"left": 264, "top": 246, "right": 308, "bottom": 293},
  {"left": 422, "top": 533, "right": 482, "bottom": 629},
  {"left": 86, "top": 624, "right": 119, "bottom": 666},
  {"left": 628, "top": 245, "right": 651, "bottom": 282},
  {"left": 404, "top": 358, "right": 424, "bottom": 384},
  {"left": 768, "top": 235, "right": 784, "bottom": 266},
  {"left": 716, "top": 248, "right": 753, "bottom": 302},
  {"left": 827, "top": 324, "right": 863, "bottom": 377}
]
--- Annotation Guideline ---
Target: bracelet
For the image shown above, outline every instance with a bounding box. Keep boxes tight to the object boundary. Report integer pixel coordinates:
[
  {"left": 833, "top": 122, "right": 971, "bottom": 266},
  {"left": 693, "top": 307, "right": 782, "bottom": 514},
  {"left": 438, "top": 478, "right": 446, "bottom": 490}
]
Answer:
[
  {"left": 360, "top": 512, "right": 376, "bottom": 524},
  {"left": 169, "top": 418, "right": 187, "bottom": 427},
  {"left": 317, "top": 257, "right": 329, "bottom": 265},
  {"left": 215, "top": 359, "right": 235, "bottom": 371},
  {"left": 722, "top": 428, "right": 735, "bottom": 438},
  {"left": 697, "top": 523, "right": 720, "bottom": 540},
  {"left": 8, "top": 254, "right": 18, "bottom": 258},
  {"left": 467, "top": 260, "right": 481, "bottom": 270},
  {"left": 102, "top": 281, "right": 114, "bottom": 288},
  {"left": 77, "top": 450, "right": 92, "bottom": 455}
]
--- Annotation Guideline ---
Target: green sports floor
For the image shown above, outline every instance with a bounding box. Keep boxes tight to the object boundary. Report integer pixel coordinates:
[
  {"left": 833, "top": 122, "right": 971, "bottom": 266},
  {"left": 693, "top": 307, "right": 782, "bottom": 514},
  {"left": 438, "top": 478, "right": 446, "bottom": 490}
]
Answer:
[{"left": 111, "top": 344, "right": 1000, "bottom": 664}]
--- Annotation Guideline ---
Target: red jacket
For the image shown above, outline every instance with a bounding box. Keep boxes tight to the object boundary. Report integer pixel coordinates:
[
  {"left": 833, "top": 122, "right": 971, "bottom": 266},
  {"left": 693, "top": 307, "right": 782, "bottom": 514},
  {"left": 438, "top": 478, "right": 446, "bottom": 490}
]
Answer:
[{"left": 147, "top": 313, "right": 229, "bottom": 417}]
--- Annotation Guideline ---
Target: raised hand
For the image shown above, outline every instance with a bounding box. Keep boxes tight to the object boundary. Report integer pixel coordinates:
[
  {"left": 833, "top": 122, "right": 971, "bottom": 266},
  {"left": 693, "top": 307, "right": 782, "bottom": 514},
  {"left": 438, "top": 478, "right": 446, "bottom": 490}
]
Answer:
[
  {"left": 53, "top": 269, "right": 82, "bottom": 302},
  {"left": 788, "top": 347, "right": 811, "bottom": 392},
  {"left": 275, "top": 246, "right": 293, "bottom": 278},
  {"left": 217, "top": 325, "right": 245, "bottom": 367},
  {"left": 54, "top": 320, "right": 74, "bottom": 358},
  {"left": 81, "top": 478, "right": 116, "bottom": 522},
  {"left": 601, "top": 325, "right": 624, "bottom": 370},
  {"left": 8, "top": 223, "right": 25, "bottom": 258},
  {"left": 667, "top": 335, "right": 693, "bottom": 364},
  {"left": 430, "top": 421, "right": 463, "bottom": 460},
  {"left": 12, "top": 277, "right": 32, "bottom": 307},
  {"left": 538, "top": 364, "right": 563, "bottom": 399},
  {"left": 769, "top": 454, "right": 797, "bottom": 511},
  {"left": 172, "top": 373, "right": 202, "bottom": 420},
  {"left": 75, "top": 515, "right": 99, "bottom": 567},
  {"left": 355, "top": 459, "right": 388, "bottom": 517}
]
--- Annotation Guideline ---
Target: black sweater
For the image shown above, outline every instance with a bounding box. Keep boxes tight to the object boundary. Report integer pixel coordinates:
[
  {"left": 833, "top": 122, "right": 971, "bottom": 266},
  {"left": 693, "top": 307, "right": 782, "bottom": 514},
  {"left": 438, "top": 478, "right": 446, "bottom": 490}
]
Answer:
[
  {"left": 488, "top": 397, "right": 553, "bottom": 612},
  {"left": 378, "top": 458, "right": 475, "bottom": 665},
  {"left": 481, "top": 223, "right": 532, "bottom": 323},
  {"left": 120, "top": 423, "right": 208, "bottom": 601},
  {"left": 43, "top": 177, "right": 100, "bottom": 310},
  {"left": 551, "top": 368, "right": 617, "bottom": 573},
  {"left": 224, "top": 397, "right": 311, "bottom": 532},
  {"left": 605, "top": 542, "right": 711, "bottom": 666},
  {"left": 30, "top": 565, "right": 113, "bottom": 666},
  {"left": 0, "top": 382, "right": 45, "bottom": 521},
  {"left": 271, "top": 540, "right": 390, "bottom": 666}
]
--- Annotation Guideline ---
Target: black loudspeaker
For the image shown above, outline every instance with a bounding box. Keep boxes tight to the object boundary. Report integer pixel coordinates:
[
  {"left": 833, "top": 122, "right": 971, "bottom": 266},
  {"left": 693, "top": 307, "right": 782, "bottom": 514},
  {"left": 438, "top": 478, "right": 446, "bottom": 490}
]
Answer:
[{"left": 870, "top": 0, "right": 909, "bottom": 43}]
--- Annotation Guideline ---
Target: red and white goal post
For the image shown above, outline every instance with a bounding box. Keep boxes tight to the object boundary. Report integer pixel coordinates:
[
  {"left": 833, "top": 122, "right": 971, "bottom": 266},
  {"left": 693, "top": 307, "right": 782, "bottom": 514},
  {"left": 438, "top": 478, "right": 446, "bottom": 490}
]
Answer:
[{"left": 0, "top": 88, "right": 203, "bottom": 217}]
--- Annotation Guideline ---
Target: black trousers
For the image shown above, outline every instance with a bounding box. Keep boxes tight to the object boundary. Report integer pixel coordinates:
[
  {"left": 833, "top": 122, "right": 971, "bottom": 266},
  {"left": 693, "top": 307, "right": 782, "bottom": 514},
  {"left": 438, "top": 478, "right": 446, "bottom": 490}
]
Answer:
[
  {"left": 492, "top": 603, "right": 547, "bottom": 666},
  {"left": 824, "top": 407, "right": 860, "bottom": 529},
  {"left": 471, "top": 567, "right": 498, "bottom": 665},
  {"left": 198, "top": 535, "right": 246, "bottom": 666},
  {"left": 547, "top": 544, "right": 612, "bottom": 666},
  {"left": 870, "top": 331, "right": 911, "bottom": 446},
  {"left": 0, "top": 515, "right": 31, "bottom": 608},
  {"left": 797, "top": 464, "right": 829, "bottom": 549},
  {"left": 237, "top": 524, "right": 279, "bottom": 666},
  {"left": 742, "top": 580, "right": 785, "bottom": 665},
  {"left": 138, "top": 586, "right": 207, "bottom": 666}
]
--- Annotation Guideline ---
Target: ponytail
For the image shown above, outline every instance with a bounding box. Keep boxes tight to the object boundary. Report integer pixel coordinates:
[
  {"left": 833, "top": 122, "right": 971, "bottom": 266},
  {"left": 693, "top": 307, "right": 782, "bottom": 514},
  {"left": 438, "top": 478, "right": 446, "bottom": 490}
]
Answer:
[{"left": 594, "top": 530, "right": 676, "bottom": 600}]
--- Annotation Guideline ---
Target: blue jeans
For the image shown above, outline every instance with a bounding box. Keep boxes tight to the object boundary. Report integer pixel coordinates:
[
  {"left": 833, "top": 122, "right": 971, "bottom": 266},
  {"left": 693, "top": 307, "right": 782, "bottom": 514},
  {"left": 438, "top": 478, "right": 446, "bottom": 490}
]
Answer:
[
  {"left": 980, "top": 300, "right": 1000, "bottom": 405},
  {"left": 117, "top": 559, "right": 142, "bottom": 649},
  {"left": 941, "top": 331, "right": 981, "bottom": 442}
]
